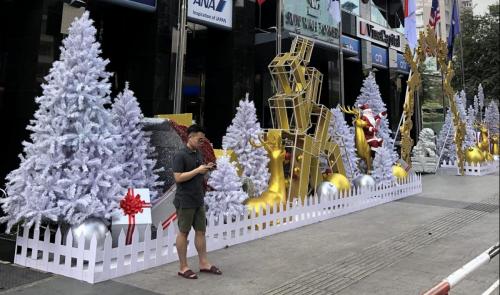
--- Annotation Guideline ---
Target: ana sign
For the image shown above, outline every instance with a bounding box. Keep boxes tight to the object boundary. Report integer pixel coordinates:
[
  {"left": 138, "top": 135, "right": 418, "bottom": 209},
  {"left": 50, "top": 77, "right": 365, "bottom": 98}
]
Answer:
[
  {"left": 357, "top": 18, "right": 403, "bottom": 51},
  {"left": 188, "top": 0, "right": 232, "bottom": 29},
  {"left": 283, "top": 0, "right": 341, "bottom": 45}
]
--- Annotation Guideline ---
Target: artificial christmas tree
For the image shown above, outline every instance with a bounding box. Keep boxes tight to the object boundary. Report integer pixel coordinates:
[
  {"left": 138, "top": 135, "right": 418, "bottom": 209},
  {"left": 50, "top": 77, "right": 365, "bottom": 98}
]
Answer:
[
  {"left": 473, "top": 95, "right": 479, "bottom": 119},
  {"left": 222, "top": 95, "right": 270, "bottom": 196},
  {"left": 436, "top": 109, "right": 457, "bottom": 162},
  {"left": 477, "top": 84, "right": 485, "bottom": 118},
  {"left": 457, "top": 91, "right": 477, "bottom": 148},
  {"left": 371, "top": 146, "right": 396, "bottom": 187},
  {"left": 329, "top": 106, "right": 360, "bottom": 179},
  {"left": 0, "top": 12, "right": 125, "bottom": 232},
  {"left": 205, "top": 155, "right": 248, "bottom": 219},
  {"left": 354, "top": 72, "right": 398, "bottom": 162},
  {"left": 111, "top": 83, "right": 162, "bottom": 201},
  {"left": 484, "top": 100, "right": 500, "bottom": 135}
]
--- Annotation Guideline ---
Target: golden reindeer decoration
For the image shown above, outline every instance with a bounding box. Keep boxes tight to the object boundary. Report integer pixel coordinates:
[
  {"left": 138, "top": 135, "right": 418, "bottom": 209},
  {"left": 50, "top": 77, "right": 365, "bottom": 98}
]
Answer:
[
  {"left": 475, "top": 122, "right": 490, "bottom": 153},
  {"left": 340, "top": 105, "right": 372, "bottom": 172},
  {"left": 245, "top": 130, "right": 287, "bottom": 213}
]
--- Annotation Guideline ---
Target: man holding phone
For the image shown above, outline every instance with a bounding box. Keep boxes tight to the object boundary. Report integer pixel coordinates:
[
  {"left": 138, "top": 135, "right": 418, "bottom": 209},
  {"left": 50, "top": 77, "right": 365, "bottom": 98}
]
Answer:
[{"left": 172, "top": 124, "right": 222, "bottom": 279}]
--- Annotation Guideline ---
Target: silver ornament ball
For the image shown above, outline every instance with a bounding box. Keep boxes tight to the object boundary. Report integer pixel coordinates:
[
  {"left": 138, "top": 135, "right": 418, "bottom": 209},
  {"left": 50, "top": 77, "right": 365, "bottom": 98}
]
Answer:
[
  {"left": 71, "top": 217, "right": 109, "bottom": 249},
  {"left": 352, "top": 174, "right": 376, "bottom": 189},
  {"left": 317, "top": 181, "right": 338, "bottom": 199}
]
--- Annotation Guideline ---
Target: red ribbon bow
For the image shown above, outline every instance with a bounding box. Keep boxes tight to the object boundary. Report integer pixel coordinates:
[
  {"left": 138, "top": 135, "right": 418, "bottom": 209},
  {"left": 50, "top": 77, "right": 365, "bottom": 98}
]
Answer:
[{"left": 120, "top": 188, "right": 151, "bottom": 245}]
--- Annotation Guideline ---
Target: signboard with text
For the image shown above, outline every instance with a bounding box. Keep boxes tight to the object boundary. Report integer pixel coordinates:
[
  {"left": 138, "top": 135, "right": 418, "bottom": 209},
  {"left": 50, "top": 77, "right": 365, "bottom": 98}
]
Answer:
[
  {"left": 396, "top": 53, "right": 410, "bottom": 73},
  {"left": 283, "top": 0, "right": 341, "bottom": 45},
  {"left": 188, "top": 0, "right": 233, "bottom": 29},
  {"left": 357, "top": 17, "right": 403, "bottom": 51},
  {"left": 371, "top": 44, "right": 388, "bottom": 68},
  {"left": 341, "top": 35, "right": 360, "bottom": 61}
]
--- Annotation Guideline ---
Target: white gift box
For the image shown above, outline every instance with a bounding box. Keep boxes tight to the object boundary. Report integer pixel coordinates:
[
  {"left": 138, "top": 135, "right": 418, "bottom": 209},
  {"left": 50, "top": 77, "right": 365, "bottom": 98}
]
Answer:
[{"left": 111, "top": 188, "right": 152, "bottom": 245}]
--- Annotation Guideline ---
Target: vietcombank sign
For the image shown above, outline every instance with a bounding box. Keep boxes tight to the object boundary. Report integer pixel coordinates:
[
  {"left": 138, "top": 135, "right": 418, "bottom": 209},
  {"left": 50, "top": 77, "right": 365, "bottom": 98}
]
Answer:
[{"left": 188, "top": 0, "right": 233, "bottom": 29}]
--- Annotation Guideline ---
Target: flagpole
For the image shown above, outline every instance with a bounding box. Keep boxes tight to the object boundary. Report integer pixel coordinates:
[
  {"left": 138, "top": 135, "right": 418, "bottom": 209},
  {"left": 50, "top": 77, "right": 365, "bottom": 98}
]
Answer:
[
  {"left": 457, "top": 0, "right": 466, "bottom": 91},
  {"left": 339, "top": 2, "right": 344, "bottom": 106},
  {"left": 276, "top": 0, "right": 282, "bottom": 56}
]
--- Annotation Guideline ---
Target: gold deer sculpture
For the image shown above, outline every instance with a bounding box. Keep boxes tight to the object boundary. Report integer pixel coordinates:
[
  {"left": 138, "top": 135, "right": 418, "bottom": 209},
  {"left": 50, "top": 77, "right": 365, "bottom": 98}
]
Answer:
[
  {"left": 340, "top": 105, "right": 372, "bottom": 172},
  {"left": 475, "top": 123, "right": 490, "bottom": 153},
  {"left": 491, "top": 134, "right": 500, "bottom": 156},
  {"left": 245, "top": 130, "right": 287, "bottom": 214}
]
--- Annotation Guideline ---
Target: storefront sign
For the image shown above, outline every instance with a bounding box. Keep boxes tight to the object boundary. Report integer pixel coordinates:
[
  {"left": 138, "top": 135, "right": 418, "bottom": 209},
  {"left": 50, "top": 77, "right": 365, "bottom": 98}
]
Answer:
[
  {"left": 371, "top": 44, "right": 388, "bottom": 68},
  {"left": 341, "top": 35, "right": 360, "bottom": 60},
  {"left": 283, "top": 0, "right": 341, "bottom": 45},
  {"left": 396, "top": 53, "right": 410, "bottom": 73},
  {"left": 188, "top": 0, "right": 233, "bottom": 29},
  {"left": 357, "top": 18, "right": 403, "bottom": 51}
]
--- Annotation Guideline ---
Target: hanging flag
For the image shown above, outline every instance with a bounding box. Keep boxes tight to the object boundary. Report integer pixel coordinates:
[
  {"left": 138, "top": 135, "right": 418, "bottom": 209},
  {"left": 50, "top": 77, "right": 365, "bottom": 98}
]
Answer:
[
  {"left": 257, "top": 0, "right": 266, "bottom": 5},
  {"left": 429, "top": 0, "right": 441, "bottom": 29},
  {"left": 404, "top": 0, "right": 417, "bottom": 51},
  {"left": 447, "top": 0, "right": 460, "bottom": 60},
  {"left": 328, "top": 0, "right": 341, "bottom": 25}
]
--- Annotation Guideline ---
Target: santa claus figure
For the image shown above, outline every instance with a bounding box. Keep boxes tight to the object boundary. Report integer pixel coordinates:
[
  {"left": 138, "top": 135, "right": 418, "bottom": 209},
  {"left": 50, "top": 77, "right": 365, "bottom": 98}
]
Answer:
[{"left": 359, "top": 104, "right": 387, "bottom": 151}]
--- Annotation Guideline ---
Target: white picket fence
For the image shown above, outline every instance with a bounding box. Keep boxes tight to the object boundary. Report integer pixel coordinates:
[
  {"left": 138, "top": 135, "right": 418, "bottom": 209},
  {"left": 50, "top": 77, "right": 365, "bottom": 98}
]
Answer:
[
  {"left": 14, "top": 174, "right": 422, "bottom": 283},
  {"left": 440, "top": 160, "right": 499, "bottom": 176}
]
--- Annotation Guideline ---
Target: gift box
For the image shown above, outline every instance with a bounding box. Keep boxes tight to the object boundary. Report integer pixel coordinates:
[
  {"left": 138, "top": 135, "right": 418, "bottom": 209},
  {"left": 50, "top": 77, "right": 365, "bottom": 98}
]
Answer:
[{"left": 112, "top": 188, "right": 152, "bottom": 245}]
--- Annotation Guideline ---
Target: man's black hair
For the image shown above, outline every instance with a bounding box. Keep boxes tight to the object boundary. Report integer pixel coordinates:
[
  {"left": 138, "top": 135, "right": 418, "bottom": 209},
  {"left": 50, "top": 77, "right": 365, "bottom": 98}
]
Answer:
[{"left": 187, "top": 124, "right": 205, "bottom": 135}]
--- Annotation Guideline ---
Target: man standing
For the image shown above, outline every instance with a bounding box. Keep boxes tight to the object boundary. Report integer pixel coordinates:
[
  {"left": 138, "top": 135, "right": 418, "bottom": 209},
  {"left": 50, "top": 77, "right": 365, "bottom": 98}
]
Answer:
[{"left": 172, "top": 124, "right": 222, "bottom": 279}]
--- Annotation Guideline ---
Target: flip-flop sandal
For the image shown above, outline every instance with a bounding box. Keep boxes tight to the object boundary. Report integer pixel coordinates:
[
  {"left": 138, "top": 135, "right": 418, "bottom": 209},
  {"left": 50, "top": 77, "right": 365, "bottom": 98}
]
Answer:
[
  {"left": 200, "top": 265, "right": 222, "bottom": 275},
  {"left": 178, "top": 269, "right": 198, "bottom": 279}
]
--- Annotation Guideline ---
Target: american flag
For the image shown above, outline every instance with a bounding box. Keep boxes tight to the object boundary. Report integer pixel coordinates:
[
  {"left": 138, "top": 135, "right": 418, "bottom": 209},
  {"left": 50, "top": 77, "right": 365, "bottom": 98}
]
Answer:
[{"left": 429, "top": 0, "right": 441, "bottom": 29}]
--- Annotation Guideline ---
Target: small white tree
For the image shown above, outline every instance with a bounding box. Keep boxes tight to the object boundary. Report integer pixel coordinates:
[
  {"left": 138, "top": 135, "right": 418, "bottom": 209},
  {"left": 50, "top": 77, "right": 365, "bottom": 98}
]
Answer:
[
  {"left": 477, "top": 84, "right": 485, "bottom": 117},
  {"left": 436, "top": 110, "right": 457, "bottom": 162},
  {"left": 371, "top": 146, "right": 396, "bottom": 187},
  {"left": 473, "top": 95, "right": 479, "bottom": 119},
  {"left": 222, "top": 94, "right": 269, "bottom": 196},
  {"left": 205, "top": 155, "right": 248, "bottom": 219},
  {"left": 329, "top": 106, "right": 360, "bottom": 179},
  {"left": 484, "top": 100, "right": 499, "bottom": 135},
  {"left": 0, "top": 12, "right": 125, "bottom": 231},
  {"left": 111, "top": 83, "right": 163, "bottom": 201},
  {"left": 457, "top": 91, "right": 476, "bottom": 148},
  {"left": 354, "top": 72, "right": 398, "bottom": 162}
]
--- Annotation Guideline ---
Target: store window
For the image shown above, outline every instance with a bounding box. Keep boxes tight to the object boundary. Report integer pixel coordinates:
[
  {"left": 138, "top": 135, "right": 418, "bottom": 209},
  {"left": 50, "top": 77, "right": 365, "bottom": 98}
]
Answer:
[
  {"left": 341, "top": 0, "right": 360, "bottom": 15},
  {"left": 371, "top": 0, "right": 388, "bottom": 27}
]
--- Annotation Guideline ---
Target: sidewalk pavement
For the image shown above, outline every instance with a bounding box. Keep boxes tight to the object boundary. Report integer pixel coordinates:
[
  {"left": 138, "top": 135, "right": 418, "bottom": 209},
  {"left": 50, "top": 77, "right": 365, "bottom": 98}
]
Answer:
[{"left": 1, "top": 174, "right": 498, "bottom": 295}]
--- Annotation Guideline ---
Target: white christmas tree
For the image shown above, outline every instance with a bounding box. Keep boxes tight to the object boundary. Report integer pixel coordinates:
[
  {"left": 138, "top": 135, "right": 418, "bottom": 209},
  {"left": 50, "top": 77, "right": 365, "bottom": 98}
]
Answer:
[
  {"left": 371, "top": 146, "right": 396, "bottom": 187},
  {"left": 484, "top": 100, "right": 499, "bottom": 135},
  {"left": 467, "top": 105, "right": 478, "bottom": 144},
  {"left": 205, "top": 155, "right": 248, "bottom": 219},
  {"left": 0, "top": 12, "right": 125, "bottom": 232},
  {"left": 222, "top": 94, "right": 270, "bottom": 196},
  {"left": 354, "top": 72, "right": 398, "bottom": 162},
  {"left": 477, "top": 84, "right": 485, "bottom": 117},
  {"left": 436, "top": 109, "right": 457, "bottom": 162},
  {"left": 457, "top": 91, "right": 476, "bottom": 148},
  {"left": 329, "top": 106, "right": 360, "bottom": 179},
  {"left": 111, "top": 83, "right": 163, "bottom": 201},
  {"left": 473, "top": 95, "right": 479, "bottom": 119}
]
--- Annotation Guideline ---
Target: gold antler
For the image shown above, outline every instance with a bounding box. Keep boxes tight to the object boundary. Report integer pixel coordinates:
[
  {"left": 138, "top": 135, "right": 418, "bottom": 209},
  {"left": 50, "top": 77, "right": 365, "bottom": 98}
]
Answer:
[{"left": 339, "top": 105, "right": 360, "bottom": 117}]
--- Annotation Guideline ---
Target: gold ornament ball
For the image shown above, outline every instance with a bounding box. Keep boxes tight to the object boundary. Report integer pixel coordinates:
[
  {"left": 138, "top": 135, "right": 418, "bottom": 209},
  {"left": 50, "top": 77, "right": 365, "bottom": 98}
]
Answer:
[
  {"left": 392, "top": 165, "right": 408, "bottom": 179},
  {"left": 326, "top": 173, "right": 351, "bottom": 192},
  {"left": 293, "top": 167, "right": 301, "bottom": 175},
  {"left": 465, "top": 146, "right": 485, "bottom": 164}
]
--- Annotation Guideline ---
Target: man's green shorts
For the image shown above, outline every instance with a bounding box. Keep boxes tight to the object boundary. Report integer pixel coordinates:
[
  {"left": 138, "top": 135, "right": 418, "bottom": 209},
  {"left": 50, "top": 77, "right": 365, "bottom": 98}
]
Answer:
[{"left": 176, "top": 206, "right": 206, "bottom": 233}]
